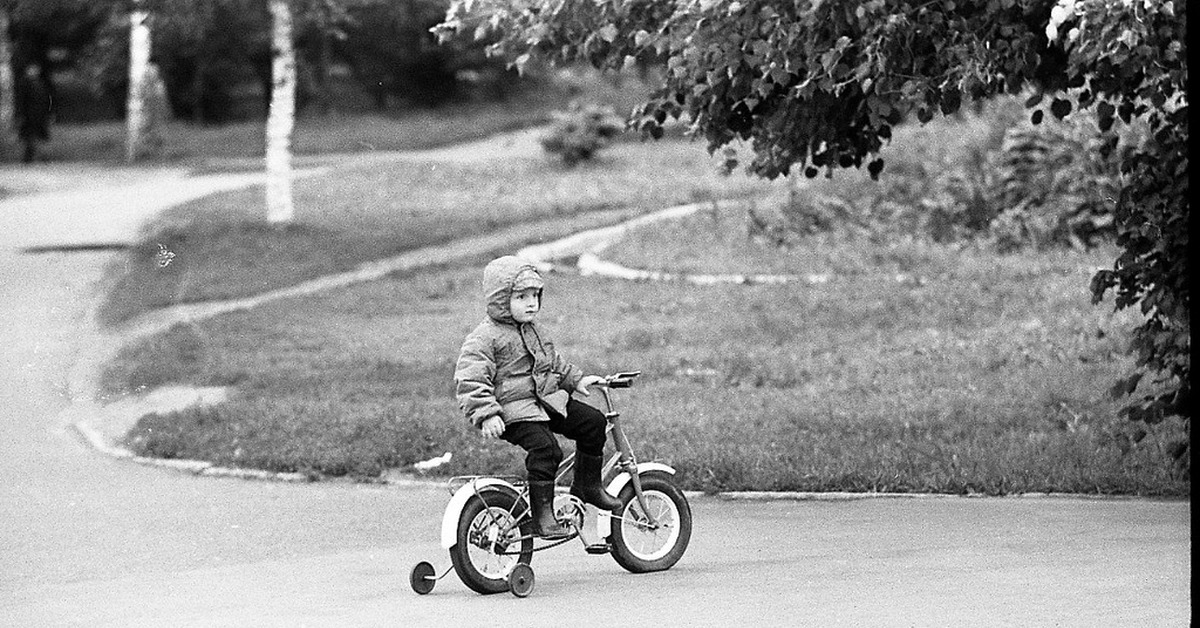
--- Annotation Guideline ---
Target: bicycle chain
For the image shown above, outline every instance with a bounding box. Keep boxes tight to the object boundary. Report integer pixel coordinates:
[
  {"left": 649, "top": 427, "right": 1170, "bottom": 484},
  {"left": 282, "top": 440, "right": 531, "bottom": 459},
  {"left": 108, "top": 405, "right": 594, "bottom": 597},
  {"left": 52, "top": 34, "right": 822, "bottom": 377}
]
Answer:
[{"left": 496, "top": 528, "right": 582, "bottom": 555}]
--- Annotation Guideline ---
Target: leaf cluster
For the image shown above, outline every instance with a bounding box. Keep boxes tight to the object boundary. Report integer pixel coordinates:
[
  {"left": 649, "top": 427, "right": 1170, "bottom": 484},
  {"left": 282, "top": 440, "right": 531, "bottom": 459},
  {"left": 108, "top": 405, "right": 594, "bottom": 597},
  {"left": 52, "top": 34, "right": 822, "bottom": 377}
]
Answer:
[
  {"left": 3, "top": 0, "right": 117, "bottom": 69},
  {"left": 439, "top": 0, "right": 1065, "bottom": 180},
  {"left": 1057, "top": 1, "right": 1188, "bottom": 463}
]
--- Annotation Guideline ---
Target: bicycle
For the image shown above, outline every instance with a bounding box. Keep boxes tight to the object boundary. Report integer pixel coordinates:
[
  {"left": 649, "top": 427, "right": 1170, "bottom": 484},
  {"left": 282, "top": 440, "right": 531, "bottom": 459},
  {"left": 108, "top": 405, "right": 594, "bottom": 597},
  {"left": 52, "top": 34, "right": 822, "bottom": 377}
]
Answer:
[{"left": 410, "top": 371, "right": 692, "bottom": 597}]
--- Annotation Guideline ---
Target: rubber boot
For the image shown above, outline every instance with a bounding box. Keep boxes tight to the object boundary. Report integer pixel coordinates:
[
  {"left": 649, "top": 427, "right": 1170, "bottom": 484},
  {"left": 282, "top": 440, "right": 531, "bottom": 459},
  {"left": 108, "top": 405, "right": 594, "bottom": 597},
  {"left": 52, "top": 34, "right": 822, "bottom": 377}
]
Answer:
[
  {"left": 570, "top": 453, "right": 623, "bottom": 512},
  {"left": 528, "top": 481, "right": 571, "bottom": 539}
]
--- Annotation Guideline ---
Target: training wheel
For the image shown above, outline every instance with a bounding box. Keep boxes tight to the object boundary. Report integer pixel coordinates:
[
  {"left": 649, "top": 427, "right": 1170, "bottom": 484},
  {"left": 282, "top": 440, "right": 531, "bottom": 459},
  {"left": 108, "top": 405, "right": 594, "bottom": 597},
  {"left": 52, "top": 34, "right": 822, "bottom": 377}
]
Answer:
[
  {"left": 508, "top": 563, "right": 535, "bottom": 598},
  {"left": 410, "top": 561, "right": 436, "bottom": 595}
]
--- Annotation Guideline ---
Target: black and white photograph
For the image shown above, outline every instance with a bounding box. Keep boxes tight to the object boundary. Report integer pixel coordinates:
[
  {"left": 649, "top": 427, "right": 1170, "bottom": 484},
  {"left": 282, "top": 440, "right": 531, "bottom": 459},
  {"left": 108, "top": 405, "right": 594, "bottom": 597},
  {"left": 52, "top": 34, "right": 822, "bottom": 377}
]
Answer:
[{"left": 0, "top": 0, "right": 1188, "bottom": 625}]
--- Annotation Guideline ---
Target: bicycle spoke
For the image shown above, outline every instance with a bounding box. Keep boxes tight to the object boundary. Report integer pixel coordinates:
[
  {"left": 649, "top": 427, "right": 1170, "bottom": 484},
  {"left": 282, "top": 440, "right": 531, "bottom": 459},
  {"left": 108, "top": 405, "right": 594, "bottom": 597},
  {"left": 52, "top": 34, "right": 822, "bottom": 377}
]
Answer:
[
  {"left": 617, "top": 489, "right": 681, "bottom": 561},
  {"left": 466, "top": 508, "right": 523, "bottom": 577}
]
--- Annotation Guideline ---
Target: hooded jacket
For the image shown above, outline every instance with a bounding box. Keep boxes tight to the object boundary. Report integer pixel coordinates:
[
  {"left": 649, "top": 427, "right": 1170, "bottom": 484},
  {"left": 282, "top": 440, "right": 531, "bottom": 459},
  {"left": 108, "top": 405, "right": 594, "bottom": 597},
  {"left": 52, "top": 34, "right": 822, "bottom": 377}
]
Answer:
[{"left": 454, "top": 256, "right": 583, "bottom": 428}]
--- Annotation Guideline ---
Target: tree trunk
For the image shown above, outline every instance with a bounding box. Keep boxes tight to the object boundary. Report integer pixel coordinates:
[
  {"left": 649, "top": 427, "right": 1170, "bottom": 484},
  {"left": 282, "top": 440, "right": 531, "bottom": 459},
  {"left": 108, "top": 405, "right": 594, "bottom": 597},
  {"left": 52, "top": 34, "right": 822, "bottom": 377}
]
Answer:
[
  {"left": 0, "top": 9, "right": 17, "bottom": 160},
  {"left": 191, "top": 61, "right": 205, "bottom": 124},
  {"left": 312, "top": 29, "right": 332, "bottom": 115},
  {"left": 125, "top": 3, "right": 152, "bottom": 162},
  {"left": 266, "top": 0, "right": 296, "bottom": 224}
]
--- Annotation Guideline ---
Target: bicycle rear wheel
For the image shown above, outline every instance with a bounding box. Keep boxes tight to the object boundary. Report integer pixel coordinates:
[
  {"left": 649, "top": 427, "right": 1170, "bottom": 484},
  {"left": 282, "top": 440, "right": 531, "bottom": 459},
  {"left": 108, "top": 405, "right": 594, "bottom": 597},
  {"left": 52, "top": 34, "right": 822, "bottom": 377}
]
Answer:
[{"left": 449, "top": 488, "right": 534, "bottom": 594}]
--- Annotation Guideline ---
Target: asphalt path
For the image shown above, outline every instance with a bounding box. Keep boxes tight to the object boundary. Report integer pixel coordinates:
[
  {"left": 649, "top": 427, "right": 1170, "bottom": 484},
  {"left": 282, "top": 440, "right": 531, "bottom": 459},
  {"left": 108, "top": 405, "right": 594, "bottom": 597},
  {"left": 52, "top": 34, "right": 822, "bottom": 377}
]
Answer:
[{"left": 0, "top": 158, "right": 1190, "bottom": 627}]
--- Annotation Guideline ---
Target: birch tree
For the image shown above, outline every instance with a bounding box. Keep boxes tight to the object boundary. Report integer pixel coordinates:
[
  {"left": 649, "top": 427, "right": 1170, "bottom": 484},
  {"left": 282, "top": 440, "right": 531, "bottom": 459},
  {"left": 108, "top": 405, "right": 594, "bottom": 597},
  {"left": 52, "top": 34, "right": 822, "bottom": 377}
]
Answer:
[
  {"left": 125, "top": 0, "right": 152, "bottom": 161},
  {"left": 0, "top": 6, "right": 16, "bottom": 159},
  {"left": 266, "top": 0, "right": 296, "bottom": 223}
]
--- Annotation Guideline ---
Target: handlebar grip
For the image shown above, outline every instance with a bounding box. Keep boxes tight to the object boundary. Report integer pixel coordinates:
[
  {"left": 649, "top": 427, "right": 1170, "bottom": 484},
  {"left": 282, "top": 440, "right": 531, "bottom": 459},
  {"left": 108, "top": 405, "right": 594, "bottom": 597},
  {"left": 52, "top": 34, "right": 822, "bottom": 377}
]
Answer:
[{"left": 601, "top": 371, "right": 640, "bottom": 389}]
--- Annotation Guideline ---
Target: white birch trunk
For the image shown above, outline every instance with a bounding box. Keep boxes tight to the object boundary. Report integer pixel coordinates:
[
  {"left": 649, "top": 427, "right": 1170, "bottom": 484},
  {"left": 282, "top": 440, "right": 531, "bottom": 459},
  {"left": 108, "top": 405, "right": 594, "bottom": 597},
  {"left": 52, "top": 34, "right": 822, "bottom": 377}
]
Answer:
[
  {"left": 125, "top": 4, "right": 152, "bottom": 162},
  {"left": 0, "top": 9, "right": 16, "bottom": 159},
  {"left": 266, "top": 0, "right": 296, "bottom": 224}
]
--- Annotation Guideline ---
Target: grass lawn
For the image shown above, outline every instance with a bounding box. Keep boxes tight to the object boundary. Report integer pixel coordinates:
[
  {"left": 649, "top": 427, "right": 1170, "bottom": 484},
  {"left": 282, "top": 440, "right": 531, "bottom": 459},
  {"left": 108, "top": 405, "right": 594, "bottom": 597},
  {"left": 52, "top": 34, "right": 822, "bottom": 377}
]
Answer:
[
  {"left": 100, "top": 233, "right": 1187, "bottom": 496},
  {"left": 95, "top": 102, "right": 1189, "bottom": 496},
  {"left": 97, "top": 135, "right": 786, "bottom": 326}
]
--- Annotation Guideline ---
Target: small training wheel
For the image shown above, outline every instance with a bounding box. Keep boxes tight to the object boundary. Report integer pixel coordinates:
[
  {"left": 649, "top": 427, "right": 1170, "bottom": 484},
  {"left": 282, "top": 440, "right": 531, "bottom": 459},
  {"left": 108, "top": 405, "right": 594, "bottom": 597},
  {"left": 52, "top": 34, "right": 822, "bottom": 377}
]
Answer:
[
  {"left": 410, "top": 561, "right": 436, "bottom": 595},
  {"left": 508, "top": 563, "right": 535, "bottom": 598}
]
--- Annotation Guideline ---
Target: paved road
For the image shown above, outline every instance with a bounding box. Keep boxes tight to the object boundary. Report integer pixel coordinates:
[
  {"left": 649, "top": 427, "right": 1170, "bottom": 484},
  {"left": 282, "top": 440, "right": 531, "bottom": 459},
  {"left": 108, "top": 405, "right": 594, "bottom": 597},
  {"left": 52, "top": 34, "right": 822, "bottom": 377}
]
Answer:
[{"left": 0, "top": 159, "right": 1190, "bottom": 627}]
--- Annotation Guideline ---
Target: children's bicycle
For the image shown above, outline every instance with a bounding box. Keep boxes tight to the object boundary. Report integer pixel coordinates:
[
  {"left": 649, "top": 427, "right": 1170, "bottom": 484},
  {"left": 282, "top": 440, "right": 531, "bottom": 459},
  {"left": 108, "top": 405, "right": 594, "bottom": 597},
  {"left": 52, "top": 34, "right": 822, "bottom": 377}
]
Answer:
[{"left": 409, "top": 371, "right": 692, "bottom": 597}]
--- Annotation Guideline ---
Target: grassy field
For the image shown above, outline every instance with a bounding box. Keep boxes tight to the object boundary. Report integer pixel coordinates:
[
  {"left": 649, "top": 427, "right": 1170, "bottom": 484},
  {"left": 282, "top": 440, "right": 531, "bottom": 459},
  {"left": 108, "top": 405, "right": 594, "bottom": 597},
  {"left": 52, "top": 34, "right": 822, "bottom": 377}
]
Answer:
[
  {"left": 96, "top": 136, "right": 783, "bottom": 326},
  {"left": 95, "top": 102, "right": 1189, "bottom": 497},
  {"left": 100, "top": 235, "right": 1186, "bottom": 495}
]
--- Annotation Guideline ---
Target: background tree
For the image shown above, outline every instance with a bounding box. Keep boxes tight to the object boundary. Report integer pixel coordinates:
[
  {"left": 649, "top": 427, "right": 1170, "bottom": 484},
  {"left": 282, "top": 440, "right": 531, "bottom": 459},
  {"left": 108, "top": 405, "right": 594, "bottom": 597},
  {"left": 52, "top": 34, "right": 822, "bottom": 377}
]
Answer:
[
  {"left": 1053, "top": 0, "right": 1188, "bottom": 450},
  {"left": 2, "top": 0, "right": 533, "bottom": 135},
  {"left": 149, "top": 0, "right": 271, "bottom": 122},
  {"left": 3, "top": 0, "right": 113, "bottom": 76},
  {"left": 0, "top": 5, "right": 15, "bottom": 158},
  {"left": 1, "top": 0, "right": 117, "bottom": 159},
  {"left": 436, "top": 0, "right": 1189, "bottom": 456},
  {"left": 292, "top": 0, "right": 349, "bottom": 115},
  {"left": 125, "top": 0, "right": 151, "bottom": 160},
  {"left": 266, "top": 0, "right": 297, "bottom": 223},
  {"left": 337, "top": 0, "right": 520, "bottom": 109}
]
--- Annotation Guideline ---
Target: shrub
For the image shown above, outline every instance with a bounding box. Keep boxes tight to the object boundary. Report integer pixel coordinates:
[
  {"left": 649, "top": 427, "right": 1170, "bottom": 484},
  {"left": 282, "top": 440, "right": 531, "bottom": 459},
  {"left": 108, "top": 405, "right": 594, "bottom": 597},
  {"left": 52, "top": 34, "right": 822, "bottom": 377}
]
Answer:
[
  {"left": 775, "top": 95, "right": 1133, "bottom": 251},
  {"left": 988, "top": 106, "right": 1134, "bottom": 252},
  {"left": 539, "top": 101, "right": 624, "bottom": 166}
]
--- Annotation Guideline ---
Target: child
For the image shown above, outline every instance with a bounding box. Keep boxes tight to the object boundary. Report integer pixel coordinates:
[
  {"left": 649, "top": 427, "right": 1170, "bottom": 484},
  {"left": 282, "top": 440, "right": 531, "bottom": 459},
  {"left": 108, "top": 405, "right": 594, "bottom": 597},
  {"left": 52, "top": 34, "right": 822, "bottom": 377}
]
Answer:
[{"left": 455, "top": 255, "right": 622, "bottom": 539}]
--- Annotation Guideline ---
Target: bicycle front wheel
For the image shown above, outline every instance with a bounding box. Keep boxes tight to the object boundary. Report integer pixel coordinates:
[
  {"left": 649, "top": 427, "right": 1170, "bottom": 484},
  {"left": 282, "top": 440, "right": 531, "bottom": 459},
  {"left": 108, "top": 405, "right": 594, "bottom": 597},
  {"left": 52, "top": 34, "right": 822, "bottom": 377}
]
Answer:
[
  {"left": 610, "top": 471, "right": 692, "bottom": 573},
  {"left": 449, "top": 488, "right": 534, "bottom": 594}
]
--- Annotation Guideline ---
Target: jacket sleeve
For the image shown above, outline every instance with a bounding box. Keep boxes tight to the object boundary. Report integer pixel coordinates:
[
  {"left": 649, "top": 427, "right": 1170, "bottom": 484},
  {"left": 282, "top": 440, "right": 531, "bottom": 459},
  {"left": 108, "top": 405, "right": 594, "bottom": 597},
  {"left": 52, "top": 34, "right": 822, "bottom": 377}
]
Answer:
[
  {"left": 549, "top": 343, "right": 583, "bottom": 392},
  {"left": 455, "top": 332, "right": 501, "bottom": 428}
]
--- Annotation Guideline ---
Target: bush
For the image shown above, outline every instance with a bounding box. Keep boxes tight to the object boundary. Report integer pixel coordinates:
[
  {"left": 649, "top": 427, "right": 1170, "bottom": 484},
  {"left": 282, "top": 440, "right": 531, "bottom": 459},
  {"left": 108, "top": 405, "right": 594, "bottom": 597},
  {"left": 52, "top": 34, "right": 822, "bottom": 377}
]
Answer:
[
  {"left": 539, "top": 101, "right": 624, "bottom": 166},
  {"left": 988, "top": 106, "right": 1134, "bottom": 251},
  {"left": 775, "top": 95, "right": 1134, "bottom": 251}
]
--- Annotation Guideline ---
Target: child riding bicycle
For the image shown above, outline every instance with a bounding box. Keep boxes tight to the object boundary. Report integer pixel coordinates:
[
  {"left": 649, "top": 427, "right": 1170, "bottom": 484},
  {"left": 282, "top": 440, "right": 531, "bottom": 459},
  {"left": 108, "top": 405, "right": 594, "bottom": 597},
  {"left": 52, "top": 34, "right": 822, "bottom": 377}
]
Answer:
[{"left": 454, "top": 256, "right": 622, "bottom": 539}]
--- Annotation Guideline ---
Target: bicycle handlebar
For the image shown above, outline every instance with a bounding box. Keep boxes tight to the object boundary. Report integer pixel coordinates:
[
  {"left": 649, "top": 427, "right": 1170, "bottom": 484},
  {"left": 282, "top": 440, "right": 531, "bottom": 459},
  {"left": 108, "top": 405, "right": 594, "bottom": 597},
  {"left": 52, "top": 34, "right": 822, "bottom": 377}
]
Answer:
[{"left": 600, "top": 371, "right": 642, "bottom": 389}]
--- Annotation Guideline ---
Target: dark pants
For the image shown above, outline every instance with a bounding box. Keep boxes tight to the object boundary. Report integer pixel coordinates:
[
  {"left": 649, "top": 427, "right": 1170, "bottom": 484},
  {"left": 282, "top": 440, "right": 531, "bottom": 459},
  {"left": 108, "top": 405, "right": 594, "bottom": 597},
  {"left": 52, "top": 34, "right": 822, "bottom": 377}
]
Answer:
[
  {"left": 501, "top": 397, "right": 608, "bottom": 482},
  {"left": 20, "top": 134, "right": 41, "bottom": 163}
]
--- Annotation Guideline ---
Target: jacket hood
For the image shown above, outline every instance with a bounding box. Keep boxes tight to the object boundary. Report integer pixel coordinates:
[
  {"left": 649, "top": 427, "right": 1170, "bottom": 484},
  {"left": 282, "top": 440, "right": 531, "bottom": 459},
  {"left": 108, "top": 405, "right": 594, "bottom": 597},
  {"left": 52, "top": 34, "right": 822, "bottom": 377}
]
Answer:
[{"left": 482, "top": 256, "right": 545, "bottom": 323}]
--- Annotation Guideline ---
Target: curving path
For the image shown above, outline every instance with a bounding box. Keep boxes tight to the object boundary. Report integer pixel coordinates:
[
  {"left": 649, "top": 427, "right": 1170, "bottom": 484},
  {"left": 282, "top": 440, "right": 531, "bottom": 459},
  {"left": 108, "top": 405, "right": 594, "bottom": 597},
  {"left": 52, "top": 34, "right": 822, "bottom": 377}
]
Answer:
[{"left": 0, "top": 143, "right": 1190, "bottom": 627}]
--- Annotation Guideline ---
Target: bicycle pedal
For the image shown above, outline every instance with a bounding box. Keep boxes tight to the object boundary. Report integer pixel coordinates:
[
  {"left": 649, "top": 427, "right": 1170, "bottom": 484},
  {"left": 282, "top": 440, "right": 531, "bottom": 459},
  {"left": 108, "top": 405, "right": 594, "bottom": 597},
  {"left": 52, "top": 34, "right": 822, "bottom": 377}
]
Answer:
[{"left": 584, "top": 543, "right": 610, "bottom": 555}]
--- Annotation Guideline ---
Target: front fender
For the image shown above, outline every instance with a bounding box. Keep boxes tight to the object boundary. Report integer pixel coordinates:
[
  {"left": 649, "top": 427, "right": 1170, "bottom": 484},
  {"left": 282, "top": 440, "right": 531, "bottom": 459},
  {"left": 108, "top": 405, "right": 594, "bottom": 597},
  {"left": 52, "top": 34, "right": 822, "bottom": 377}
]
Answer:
[
  {"left": 604, "top": 462, "right": 676, "bottom": 498},
  {"left": 440, "top": 477, "right": 520, "bottom": 549}
]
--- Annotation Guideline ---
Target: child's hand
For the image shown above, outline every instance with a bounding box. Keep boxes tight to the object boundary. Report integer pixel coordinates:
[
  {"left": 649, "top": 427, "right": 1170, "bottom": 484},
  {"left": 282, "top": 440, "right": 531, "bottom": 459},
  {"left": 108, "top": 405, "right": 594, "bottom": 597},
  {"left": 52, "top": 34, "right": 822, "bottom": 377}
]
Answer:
[
  {"left": 574, "top": 375, "right": 605, "bottom": 396},
  {"left": 480, "top": 416, "right": 506, "bottom": 439}
]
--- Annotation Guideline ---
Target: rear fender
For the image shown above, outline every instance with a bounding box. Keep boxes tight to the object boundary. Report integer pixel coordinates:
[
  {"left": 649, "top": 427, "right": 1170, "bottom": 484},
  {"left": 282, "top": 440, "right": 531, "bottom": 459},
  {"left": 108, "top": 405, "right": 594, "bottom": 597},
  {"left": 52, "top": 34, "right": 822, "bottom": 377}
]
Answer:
[{"left": 440, "top": 478, "right": 521, "bottom": 549}]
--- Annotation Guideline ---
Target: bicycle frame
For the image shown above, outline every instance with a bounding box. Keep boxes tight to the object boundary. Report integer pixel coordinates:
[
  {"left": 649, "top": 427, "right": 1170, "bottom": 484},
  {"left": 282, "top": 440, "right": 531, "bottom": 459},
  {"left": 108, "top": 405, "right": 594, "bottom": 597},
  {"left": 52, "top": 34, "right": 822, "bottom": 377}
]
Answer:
[
  {"left": 557, "top": 382, "right": 662, "bottom": 527},
  {"left": 439, "top": 374, "right": 675, "bottom": 551}
]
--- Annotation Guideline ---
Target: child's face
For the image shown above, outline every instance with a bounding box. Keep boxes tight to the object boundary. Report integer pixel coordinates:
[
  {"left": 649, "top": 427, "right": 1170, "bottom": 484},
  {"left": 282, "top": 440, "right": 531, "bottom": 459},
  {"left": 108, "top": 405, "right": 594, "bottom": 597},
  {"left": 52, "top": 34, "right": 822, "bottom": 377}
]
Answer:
[{"left": 509, "top": 287, "right": 540, "bottom": 323}]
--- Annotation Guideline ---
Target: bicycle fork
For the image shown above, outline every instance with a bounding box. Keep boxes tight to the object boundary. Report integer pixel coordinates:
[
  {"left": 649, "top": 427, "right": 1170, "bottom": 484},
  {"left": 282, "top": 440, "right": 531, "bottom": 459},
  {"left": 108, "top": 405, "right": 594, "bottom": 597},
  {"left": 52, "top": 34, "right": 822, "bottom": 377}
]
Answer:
[{"left": 607, "top": 411, "right": 661, "bottom": 529}]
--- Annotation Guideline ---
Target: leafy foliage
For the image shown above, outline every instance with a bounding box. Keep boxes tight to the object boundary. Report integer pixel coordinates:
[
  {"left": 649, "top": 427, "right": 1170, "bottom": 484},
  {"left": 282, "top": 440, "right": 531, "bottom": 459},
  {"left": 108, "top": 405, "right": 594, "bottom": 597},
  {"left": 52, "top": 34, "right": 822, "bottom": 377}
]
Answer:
[
  {"left": 435, "top": 0, "right": 1189, "bottom": 455},
  {"left": 151, "top": 0, "right": 273, "bottom": 122},
  {"left": 989, "top": 107, "right": 1126, "bottom": 251},
  {"left": 539, "top": 100, "right": 624, "bottom": 166},
  {"left": 436, "top": 0, "right": 1067, "bottom": 179},
  {"left": 335, "top": 0, "right": 523, "bottom": 109},
  {"left": 758, "top": 96, "right": 1125, "bottom": 250},
  {"left": 1048, "top": 0, "right": 1188, "bottom": 466},
  {"left": 5, "top": 0, "right": 535, "bottom": 123},
  {"left": 3, "top": 0, "right": 114, "bottom": 70}
]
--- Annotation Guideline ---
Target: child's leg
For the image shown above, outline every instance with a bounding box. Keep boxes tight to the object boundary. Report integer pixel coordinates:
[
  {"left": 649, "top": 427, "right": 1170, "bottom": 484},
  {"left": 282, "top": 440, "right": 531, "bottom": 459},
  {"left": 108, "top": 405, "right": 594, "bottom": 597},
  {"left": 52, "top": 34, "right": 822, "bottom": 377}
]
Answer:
[
  {"left": 500, "top": 421, "right": 563, "bottom": 482},
  {"left": 546, "top": 398, "right": 608, "bottom": 456},
  {"left": 500, "top": 421, "right": 570, "bottom": 538},
  {"left": 549, "top": 399, "right": 622, "bottom": 512}
]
